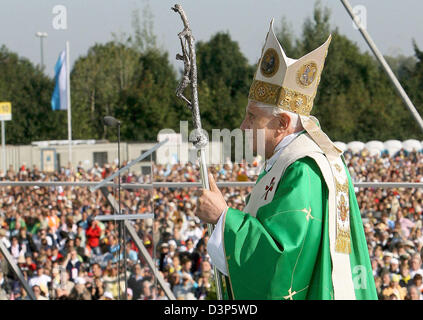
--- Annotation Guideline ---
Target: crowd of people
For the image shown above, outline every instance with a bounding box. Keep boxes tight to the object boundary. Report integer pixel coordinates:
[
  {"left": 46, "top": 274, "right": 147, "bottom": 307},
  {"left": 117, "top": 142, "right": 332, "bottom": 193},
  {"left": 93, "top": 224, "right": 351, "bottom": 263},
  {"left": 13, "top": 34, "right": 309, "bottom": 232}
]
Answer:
[
  {"left": 0, "top": 148, "right": 423, "bottom": 300},
  {"left": 345, "top": 149, "right": 423, "bottom": 300}
]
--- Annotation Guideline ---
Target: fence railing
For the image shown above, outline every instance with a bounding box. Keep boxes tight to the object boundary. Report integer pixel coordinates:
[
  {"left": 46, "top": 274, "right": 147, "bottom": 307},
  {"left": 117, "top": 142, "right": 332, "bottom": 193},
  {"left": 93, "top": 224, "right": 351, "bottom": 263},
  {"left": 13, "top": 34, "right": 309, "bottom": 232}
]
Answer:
[{"left": 0, "top": 181, "right": 422, "bottom": 189}]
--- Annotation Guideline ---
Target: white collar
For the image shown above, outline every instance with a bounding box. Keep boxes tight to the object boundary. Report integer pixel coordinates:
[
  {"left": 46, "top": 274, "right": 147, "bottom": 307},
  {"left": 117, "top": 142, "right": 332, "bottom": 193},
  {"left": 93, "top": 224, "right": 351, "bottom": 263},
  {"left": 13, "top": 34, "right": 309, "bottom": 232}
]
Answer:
[{"left": 264, "top": 131, "right": 303, "bottom": 172}]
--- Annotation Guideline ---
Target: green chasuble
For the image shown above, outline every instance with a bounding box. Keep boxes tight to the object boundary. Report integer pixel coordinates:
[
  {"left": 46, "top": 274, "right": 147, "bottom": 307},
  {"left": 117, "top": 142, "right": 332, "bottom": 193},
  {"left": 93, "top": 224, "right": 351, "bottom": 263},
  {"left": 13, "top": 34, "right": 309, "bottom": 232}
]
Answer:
[{"left": 222, "top": 157, "right": 377, "bottom": 300}]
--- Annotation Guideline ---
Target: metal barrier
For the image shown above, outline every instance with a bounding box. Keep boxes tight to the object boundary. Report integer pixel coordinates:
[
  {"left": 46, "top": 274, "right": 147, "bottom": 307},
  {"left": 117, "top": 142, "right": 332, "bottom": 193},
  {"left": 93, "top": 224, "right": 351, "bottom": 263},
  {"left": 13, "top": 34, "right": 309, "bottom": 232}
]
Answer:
[{"left": 1, "top": 181, "right": 422, "bottom": 189}]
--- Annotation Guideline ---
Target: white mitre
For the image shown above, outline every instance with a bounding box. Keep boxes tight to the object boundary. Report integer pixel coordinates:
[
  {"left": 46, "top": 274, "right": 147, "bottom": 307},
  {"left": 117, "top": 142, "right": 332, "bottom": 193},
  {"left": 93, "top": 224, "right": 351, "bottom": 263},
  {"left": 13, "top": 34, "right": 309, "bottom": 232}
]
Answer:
[
  {"left": 249, "top": 18, "right": 341, "bottom": 160},
  {"left": 249, "top": 18, "right": 331, "bottom": 116}
]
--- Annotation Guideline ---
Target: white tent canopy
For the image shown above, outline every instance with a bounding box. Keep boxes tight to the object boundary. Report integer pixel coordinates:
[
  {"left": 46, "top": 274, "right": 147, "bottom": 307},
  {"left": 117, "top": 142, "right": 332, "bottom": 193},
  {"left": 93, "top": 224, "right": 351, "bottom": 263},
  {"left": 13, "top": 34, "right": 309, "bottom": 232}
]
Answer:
[
  {"left": 340, "top": 139, "right": 423, "bottom": 156},
  {"left": 346, "top": 141, "right": 365, "bottom": 154},
  {"left": 365, "top": 140, "right": 385, "bottom": 151},
  {"left": 302, "top": 138, "right": 423, "bottom": 156},
  {"left": 383, "top": 140, "right": 402, "bottom": 150},
  {"left": 402, "top": 139, "right": 422, "bottom": 152}
]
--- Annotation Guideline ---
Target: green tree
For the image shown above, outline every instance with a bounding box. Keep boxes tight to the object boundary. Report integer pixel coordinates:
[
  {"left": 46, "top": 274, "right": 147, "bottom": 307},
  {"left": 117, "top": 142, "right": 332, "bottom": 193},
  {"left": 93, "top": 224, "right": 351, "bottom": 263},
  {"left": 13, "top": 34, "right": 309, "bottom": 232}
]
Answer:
[
  {"left": 116, "top": 49, "right": 180, "bottom": 141},
  {"left": 71, "top": 42, "right": 140, "bottom": 140},
  {"left": 0, "top": 45, "right": 66, "bottom": 144},
  {"left": 196, "top": 32, "right": 253, "bottom": 98},
  {"left": 400, "top": 41, "right": 423, "bottom": 138},
  {"left": 195, "top": 32, "right": 254, "bottom": 131}
]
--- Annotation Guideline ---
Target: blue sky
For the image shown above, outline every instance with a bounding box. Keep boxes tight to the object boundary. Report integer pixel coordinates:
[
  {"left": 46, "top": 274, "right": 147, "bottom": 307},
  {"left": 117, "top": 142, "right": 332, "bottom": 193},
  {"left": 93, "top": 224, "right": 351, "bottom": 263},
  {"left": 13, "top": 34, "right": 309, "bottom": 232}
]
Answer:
[{"left": 0, "top": 0, "right": 422, "bottom": 77}]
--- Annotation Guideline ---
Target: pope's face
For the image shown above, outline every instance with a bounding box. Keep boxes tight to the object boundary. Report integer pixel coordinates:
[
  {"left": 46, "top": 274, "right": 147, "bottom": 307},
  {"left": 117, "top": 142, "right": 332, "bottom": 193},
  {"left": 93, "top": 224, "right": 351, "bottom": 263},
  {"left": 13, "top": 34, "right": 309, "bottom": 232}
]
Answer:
[{"left": 240, "top": 101, "right": 281, "bottom": 159}]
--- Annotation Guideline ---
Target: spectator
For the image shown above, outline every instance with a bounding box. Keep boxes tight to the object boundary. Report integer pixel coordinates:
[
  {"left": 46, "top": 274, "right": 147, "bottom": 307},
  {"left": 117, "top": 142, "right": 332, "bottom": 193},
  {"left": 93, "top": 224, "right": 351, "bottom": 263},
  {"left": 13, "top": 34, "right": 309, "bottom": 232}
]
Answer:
[
  {"left": 168, "top": 272, "right": 181, "bottom": 293},
  {"left": 139, "top": 279, "right": 153, "bottom": 300},
  {"left": 65, "top": 249, "right": 82, "bottom": 282},
  {"left": 396, "top": 211, "right": 415, "bottom": 239},
  {"left": 90, "top": 277, "right": 104, "bottom": 300},
  {"left": 128, "top": 263, "right": 144, "bottom": 300},
  {"left": 412, "top": 274, "right": 423, "bottom": 293},
  {"left": 410, "top": 256, "right": 423, "bottom": 278},
  {"left": 399, "top": 264, "right": 412, "bottom": 287},
  {"left": 382, "top": 274, "right": 407, "bottom": 300},
  {"left": 17, "top": 227, "right": 36, "bottom": 255},
  {"left": 74, "top": 236, "right": 89, "bottom": 262},
  {"left": 390, "top": 258, "right": 400, "bottom": 275},
  {"left": 86, "top": 219, "right": 101, "bottom": 256},
  {"left": 57, "top": 270, "right": 75, "bottom": 297},
  {"left": 68, "top": 277, "right": 91, "bottom": 300},
  {"left": 24, "top": 255, "right": 37, "bottom": 275},
  {"left": 15, "top": 286, "right": 30, "bottom": 300},
  {"left": 91, "top": 263, "right": 103, "bottom": 279},
  {"left": 173, "top": 272, "right": 197, "bottom": 299},
  {"left": 180, "top": 256, "right": 193, "bottom": 277},
  {"left": 10, "top": 236, "right": 25, "bottom": 263},
  {"left": 28, "top": 266, "right": 51, "bottom": 298},
  {"left": 195, "top": 271, "right": 212, "bottom": 299},
  {"left": 32, "top": 285, "right": 48, "bottom": 300},
  {"left": 194, "top": 260, "right": 213, "bottom": 280},
  {"left": 407, "top": 285, "right": 422, "bottom": 300},
  {"left": 125, "top": 242, "right": 138, "bottom": 267},
  {"left": 102, "top": 263, "right": 124, "bottom": 299},
  {"left": 158, "top": 243, "right": 170, "bottom": 272}
]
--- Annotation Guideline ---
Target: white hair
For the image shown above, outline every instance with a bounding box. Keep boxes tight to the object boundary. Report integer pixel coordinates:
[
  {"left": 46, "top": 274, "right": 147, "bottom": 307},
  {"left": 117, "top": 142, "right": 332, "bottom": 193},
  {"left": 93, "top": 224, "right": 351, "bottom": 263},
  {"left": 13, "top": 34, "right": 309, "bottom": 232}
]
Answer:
[{"left": 252, "top": 101, "right": 303, "bottom": 131}]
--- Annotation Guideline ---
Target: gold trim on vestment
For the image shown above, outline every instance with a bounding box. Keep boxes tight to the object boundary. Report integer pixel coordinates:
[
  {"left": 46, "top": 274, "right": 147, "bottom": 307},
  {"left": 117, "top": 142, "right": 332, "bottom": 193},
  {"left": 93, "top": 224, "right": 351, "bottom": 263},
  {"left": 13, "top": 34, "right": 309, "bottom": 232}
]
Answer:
[
  {"left": 333, "top": 163, "right": 352, "bottom": 255},
  {"left": 335, "top": 179, "right": 349, "bottom": 194}
]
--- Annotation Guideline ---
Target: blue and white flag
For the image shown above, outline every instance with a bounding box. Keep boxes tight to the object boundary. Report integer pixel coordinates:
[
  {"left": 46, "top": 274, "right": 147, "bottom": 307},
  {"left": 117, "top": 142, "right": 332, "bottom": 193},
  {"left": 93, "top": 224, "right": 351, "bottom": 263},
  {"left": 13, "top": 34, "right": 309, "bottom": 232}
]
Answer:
[{"left": 51, "top": 50, "right": 68, "bottom": 110}]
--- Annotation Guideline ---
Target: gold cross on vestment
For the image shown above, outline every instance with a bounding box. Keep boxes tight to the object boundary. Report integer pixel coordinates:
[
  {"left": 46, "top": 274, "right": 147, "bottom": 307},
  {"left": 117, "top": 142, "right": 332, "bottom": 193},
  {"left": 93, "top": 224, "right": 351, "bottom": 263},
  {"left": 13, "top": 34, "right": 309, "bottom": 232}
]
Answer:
[
  {"left": 283, "top": 287, "right": 297, "bottom": 300},
  {"left": 302, "top": 207, "right": 314, "bottom": 221}
]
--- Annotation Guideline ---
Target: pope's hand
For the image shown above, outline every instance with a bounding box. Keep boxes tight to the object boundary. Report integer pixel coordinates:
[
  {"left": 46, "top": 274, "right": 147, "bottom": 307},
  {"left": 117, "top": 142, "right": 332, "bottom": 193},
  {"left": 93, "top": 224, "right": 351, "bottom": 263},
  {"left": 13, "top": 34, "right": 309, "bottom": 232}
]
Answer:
[{"left": 195, "top": 173, "right": 228, "bottom": 224}]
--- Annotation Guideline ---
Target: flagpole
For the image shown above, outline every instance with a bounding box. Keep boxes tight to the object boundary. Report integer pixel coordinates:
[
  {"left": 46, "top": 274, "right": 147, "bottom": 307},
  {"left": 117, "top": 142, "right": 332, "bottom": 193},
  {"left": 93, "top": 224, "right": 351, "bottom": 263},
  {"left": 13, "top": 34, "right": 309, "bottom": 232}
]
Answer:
[{"left": 66, "top": 41, "right": 72, "bottom": 167}]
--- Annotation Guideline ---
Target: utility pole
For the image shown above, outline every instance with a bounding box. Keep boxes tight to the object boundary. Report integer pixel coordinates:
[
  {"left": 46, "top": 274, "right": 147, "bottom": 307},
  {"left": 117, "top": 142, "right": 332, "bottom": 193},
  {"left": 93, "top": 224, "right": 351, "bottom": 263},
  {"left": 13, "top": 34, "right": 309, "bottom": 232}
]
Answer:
[{"left": 35, "top": 32, "right": 48, "bottom": 70}]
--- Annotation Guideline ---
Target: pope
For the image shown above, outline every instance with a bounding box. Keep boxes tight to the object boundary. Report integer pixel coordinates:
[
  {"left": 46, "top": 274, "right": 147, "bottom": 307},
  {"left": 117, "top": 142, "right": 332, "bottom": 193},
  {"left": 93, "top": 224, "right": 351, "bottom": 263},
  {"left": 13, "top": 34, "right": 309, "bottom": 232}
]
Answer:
[{"left": 195, "top": 19, "right": 377, "bottom": 300}]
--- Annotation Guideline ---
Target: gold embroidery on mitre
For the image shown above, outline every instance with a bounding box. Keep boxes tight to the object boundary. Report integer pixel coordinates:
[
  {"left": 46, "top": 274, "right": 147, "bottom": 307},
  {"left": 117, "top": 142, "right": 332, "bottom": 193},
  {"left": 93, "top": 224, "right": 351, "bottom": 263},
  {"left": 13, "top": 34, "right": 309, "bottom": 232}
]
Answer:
[
  {"left": 249, "top": 80, "right": 281, "bottom": 105},
  {"left": 296, "top": 61, "right": 318, "bottom": 88},
  {"left": 278, "top": 87, "right": 313, "bottom": 116},
  {"left": 248, "top": 80, "right": 313, "bottom": 116},
  {"left": 260, "top": 48, "right": 280, "bottom": 78}
]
